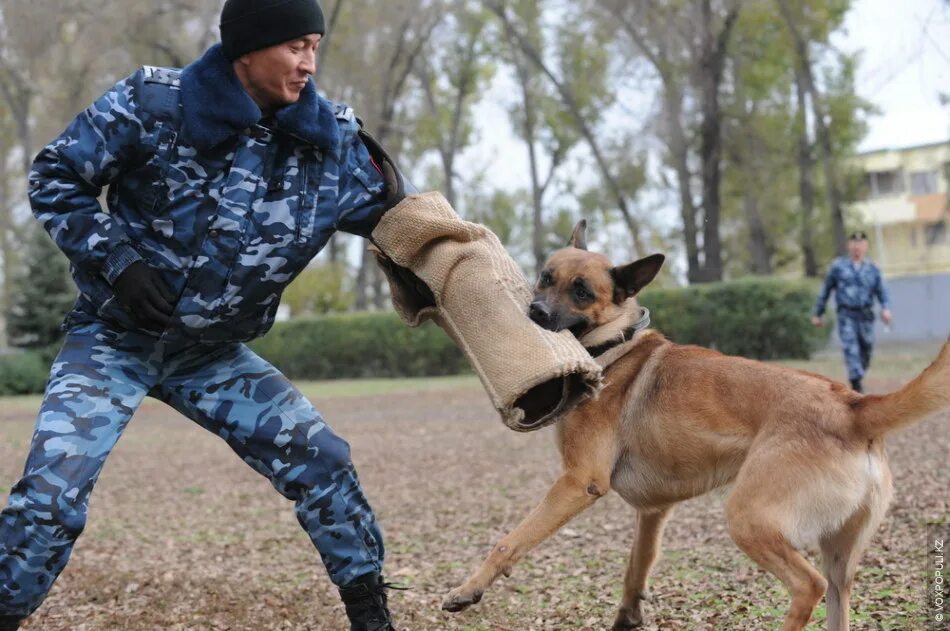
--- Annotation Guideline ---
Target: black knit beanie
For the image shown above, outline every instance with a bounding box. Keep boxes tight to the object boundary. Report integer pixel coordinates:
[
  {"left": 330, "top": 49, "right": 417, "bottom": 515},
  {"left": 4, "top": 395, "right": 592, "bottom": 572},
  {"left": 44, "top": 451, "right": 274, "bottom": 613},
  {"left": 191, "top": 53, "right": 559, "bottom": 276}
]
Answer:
[{"left": 220, "top": 0, "right": 326, "bottom": 61}]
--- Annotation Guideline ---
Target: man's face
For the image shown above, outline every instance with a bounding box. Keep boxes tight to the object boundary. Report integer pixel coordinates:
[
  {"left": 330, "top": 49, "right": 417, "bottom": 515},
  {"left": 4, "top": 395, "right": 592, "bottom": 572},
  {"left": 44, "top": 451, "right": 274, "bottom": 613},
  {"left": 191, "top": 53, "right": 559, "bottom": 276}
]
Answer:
[
  {"left": 848, "top": 238, "right": 868, "bottom": 259},
  {"left": 237, "top": 34, "right": 321, "bottom": 112}
]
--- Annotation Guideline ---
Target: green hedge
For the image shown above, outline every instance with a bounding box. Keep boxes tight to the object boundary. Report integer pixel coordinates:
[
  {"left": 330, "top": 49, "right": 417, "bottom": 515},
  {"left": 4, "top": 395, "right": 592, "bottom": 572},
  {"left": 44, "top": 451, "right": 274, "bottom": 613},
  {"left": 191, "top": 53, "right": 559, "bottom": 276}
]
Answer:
[
  {"left": 0, "top": 278, "right": 830, "bottom": 396},
  {"left": 249, "top": 311, "right": 469, "bottom": 380},
  {"left": 0, "top": 350, "right": 50, "bottom": 396},
  {"left": 642, "top": 277, "right": 831, "bottom": 359}
]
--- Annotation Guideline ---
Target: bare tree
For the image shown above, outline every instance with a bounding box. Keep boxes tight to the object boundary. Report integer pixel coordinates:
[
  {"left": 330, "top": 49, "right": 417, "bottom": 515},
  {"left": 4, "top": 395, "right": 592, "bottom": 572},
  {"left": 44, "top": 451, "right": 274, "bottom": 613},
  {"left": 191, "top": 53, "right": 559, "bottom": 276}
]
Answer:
[
  {"left": 489, "top": 0, "right": 646, "bottom": 257},
  {"left": 777, "top": 0, "right": 847, "bottom": 257},
  {"left": 413, "top": 1, "right": 494, "bottom": 209},
  {"left": 319, "top": 0, "right": 445, "bottom": 309},
  {"left": 605, "top": 0, "right": 739, "bottom": 282}
]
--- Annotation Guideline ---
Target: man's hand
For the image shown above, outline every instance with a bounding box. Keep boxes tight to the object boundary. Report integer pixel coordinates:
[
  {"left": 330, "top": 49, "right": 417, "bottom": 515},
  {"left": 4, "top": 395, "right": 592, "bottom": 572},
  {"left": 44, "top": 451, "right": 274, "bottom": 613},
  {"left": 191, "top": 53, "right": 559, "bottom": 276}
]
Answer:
[
  {"left": 811, "top": 315, "right": 824, "bottom": 327},
  {"left": 881, "top": 309, "right": 892, "bottom": 324},
  {"left": 113, "top": 261, "right": 176, "bottom": 330}
]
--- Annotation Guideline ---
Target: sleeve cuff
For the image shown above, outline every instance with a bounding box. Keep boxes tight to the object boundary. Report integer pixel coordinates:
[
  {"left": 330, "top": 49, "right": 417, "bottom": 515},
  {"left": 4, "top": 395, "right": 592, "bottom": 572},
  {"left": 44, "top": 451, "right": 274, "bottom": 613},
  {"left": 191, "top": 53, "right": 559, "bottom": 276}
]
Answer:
[{"left": 101, "top": 242, "right": 143, "bottom": 286}]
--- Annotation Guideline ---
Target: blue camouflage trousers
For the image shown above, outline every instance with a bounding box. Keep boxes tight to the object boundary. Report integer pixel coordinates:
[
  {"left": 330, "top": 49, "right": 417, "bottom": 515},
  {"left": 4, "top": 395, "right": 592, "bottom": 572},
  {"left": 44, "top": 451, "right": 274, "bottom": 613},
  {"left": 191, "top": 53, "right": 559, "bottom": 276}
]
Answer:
[
  {"left": 837, "top": 311, "right": 875, "bottom": 381},
  {"left": 0, "top": 320, "right": 383, "bottom": 618}
]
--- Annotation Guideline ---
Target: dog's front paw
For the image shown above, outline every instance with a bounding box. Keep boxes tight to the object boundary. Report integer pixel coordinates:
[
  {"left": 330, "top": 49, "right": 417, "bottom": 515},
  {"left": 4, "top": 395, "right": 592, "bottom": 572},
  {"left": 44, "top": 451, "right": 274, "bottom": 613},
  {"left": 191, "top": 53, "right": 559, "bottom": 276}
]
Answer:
[{"left": 441, "top": 585, "right": 484, "bottom": 613}]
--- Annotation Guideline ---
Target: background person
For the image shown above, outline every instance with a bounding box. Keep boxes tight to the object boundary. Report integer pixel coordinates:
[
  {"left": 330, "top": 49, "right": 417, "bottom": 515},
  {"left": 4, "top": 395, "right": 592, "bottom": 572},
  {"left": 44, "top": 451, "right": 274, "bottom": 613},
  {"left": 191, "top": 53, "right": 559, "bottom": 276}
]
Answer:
[{"left": 811, "top": 231, "right": 893, "bottom": 393}]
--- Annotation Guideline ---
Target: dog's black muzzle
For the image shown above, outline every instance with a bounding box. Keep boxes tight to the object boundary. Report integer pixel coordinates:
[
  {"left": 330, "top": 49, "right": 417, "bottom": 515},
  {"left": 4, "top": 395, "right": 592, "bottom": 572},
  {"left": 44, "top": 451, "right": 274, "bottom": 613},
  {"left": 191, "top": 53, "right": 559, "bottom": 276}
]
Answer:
[{"left": 529, "top": 300, "right": 589, "bottom": 336}]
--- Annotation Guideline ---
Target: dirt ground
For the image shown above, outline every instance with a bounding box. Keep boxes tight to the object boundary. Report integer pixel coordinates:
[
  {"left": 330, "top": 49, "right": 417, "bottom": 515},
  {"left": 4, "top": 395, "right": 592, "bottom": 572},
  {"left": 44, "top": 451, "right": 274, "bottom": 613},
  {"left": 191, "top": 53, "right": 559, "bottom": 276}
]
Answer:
[{"left": 0, "top": 350, "right": 946, "bottom": 630}]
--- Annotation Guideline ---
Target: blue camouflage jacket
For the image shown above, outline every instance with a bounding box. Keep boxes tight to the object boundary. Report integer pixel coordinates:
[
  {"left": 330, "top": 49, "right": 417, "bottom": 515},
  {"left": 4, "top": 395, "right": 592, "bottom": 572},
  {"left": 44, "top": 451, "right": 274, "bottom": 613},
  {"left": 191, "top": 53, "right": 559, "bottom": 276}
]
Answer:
[
  {"left": 813, "top": 256, "right": 891, "bottom": 317},
  {"left": 29, "top": 43, "right": 388, "bottom": 344}
]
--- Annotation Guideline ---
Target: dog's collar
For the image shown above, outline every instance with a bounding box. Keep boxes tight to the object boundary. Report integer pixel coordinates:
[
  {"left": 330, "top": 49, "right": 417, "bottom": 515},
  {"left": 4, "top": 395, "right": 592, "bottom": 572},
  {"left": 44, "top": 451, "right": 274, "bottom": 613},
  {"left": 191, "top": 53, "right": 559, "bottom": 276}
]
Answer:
[{"left": 584, "top": 308, "right": 651, "bottom": 358}]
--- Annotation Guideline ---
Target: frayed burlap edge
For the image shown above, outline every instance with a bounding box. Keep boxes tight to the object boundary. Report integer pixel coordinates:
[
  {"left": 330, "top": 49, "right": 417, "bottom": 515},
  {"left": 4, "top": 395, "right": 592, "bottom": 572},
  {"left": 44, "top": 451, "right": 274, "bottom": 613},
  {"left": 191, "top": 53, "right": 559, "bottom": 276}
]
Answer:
[{"left": 371, "top": 192, "right": 603, "bottom": 431}]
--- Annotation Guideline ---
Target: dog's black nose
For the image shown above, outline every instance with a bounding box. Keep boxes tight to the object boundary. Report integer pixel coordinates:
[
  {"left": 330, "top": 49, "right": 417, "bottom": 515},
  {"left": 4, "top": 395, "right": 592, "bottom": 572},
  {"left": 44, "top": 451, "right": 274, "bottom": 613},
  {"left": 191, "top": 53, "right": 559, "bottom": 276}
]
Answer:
[{"left": 529, "top": 301, "right": 553, "bottom": 327}]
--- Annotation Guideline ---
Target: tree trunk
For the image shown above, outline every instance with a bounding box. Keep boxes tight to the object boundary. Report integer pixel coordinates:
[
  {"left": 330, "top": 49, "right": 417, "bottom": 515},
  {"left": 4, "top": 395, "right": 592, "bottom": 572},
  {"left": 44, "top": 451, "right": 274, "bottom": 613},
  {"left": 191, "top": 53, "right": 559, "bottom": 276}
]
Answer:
[
  {"left": 353, "top": 248, "right": 370, "bottom": 311},
  {"left": 777, "top": 0, "right": 847, "bottom": 256},
  {"left": 0, "top": 166, "right": 15, "bottom": 317},
  {"left": 508, "top": 48, "right": 546, "bottom": 274},
  {"left": 812, "top": 93, "right": 847, "bottom": 257},
  {"left": 327, "top": 233, "right": 341, "bottom": 263},
  {"left": 794, "top": 68, "right": 819, "bottom": 277},
  {"left": 443, "top": 35, "right": 479, "bottom": 209},
  {"left": 664, "top": 88, "right": 702, "bottom": 283},
  {"left": 371, "top": 259, "right": 386, "bottom": 310},
  {"left": 0, "top": 70, "right": 33, "bottom": 176},
  {"left": 421, "top": 23, "right": 480, "bottom": 210},
  {"left": 313, "top": 0, "right": 346, "bottom": 84},
  {"left": 612, "top": 7, "right": 700, "bottom": 281},
  {"left": 743, "top": 191, "right": 773, "bottom": 275},
  {"left": 696, "top": 0, "right": 738, "bottom": 283}
]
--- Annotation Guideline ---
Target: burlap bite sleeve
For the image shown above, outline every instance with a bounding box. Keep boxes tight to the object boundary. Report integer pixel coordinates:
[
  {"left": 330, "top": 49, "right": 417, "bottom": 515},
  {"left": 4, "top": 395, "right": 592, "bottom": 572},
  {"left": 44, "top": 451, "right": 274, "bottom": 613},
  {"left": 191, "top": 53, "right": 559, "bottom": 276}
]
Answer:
[{"left": 370, "top": 191, "right": 603, "bottom": 432}]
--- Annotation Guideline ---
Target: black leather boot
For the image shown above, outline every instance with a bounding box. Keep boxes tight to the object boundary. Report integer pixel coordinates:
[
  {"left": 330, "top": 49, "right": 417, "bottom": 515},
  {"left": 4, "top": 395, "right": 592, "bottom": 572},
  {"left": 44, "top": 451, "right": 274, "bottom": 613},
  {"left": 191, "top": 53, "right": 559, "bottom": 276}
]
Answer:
[
  {"left": 850, "top": 377, "right": 863, "bottom": 393},
  {"left": 0, "top": 615, "right": 21, "bottom": 631},
  {"left": 338, "top": 572, "right": 399, "bottom": 631}
]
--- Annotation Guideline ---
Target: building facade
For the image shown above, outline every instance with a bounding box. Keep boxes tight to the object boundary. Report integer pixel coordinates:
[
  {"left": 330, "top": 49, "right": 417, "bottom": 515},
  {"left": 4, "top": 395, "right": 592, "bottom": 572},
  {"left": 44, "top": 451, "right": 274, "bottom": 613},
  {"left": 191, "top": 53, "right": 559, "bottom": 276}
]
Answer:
[{"left": 851, "top": 140, "right": 950, "bottom": 277}]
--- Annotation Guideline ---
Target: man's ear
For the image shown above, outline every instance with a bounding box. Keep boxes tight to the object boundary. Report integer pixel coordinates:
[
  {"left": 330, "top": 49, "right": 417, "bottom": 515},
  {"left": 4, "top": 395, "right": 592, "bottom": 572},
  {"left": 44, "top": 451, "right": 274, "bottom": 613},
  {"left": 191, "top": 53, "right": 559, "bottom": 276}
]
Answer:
[
  {"left": 611, "top": 254, "right": 665, "bottom": 300},
  {"left": 567, "top": 219, "right": 587, "bottom": 250}
]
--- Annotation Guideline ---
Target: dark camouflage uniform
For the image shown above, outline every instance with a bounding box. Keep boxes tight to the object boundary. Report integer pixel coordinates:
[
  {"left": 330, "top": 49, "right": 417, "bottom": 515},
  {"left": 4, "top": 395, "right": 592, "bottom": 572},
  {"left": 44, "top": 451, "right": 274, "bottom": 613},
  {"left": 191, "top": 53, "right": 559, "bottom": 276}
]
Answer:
[
  {"left": 0, "top": 44, "right": 391, "bottom": 618},
  {"left": 813, "top": 256, "right": 891, "bottom": 382}
]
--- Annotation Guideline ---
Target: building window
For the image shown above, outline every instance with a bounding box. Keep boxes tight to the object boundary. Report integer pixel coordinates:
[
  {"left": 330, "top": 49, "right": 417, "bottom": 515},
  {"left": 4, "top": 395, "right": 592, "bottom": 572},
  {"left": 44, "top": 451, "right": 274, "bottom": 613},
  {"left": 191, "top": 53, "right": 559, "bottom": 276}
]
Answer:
[
  {"left": 865, "top": 169, "right": 904, "bottom": 198},
  {"left": 909, "top": 170, "right": 938, "bottom": 195},
  {"left": 925, "top": 221, "right": 947, "bottom": 246}
]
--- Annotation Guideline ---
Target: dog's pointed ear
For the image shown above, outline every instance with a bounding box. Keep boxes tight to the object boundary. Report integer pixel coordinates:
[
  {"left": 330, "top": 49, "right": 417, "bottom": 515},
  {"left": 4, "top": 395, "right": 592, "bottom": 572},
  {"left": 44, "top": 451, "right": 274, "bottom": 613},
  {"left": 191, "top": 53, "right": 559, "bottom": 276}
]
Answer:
[
  {"left": 611, "top": 254, "right": 665, "bottom": 300},
  {"left": 567, "top": 219, "right": 587, "bottom": 250}
]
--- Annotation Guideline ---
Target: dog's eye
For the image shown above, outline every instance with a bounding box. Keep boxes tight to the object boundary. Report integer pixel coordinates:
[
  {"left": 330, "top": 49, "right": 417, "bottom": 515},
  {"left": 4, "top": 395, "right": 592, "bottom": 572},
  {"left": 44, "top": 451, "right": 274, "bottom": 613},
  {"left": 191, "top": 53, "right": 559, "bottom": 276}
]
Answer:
[
  {"left": 538, "top": 271, "right": 553, "bottom": 288},
  {"left": 573, "top": 280, "right": 593, "bottom": 303}
]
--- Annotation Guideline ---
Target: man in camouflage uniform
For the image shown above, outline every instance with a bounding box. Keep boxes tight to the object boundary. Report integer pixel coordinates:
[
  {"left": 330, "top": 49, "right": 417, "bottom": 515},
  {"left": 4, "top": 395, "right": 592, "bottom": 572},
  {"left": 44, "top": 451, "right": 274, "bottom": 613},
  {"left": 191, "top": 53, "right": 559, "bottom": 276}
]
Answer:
[
  {"left": 811, "top": 231, "right": 893, "bottom": 393},
  {"left": 0, "top": 1, "right": 414, "bottom": 629}
]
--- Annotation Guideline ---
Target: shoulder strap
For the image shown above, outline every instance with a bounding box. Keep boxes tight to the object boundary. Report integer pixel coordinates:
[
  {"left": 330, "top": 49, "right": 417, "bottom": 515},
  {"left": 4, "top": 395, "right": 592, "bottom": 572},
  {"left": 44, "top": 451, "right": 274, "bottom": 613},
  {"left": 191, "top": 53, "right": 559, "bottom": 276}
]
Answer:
[
  {"left": 333, "top": 102, "right": 356, "bottom": 124},
  {"left": 140, "top": 65, "right": 183, "bottom": 127}
]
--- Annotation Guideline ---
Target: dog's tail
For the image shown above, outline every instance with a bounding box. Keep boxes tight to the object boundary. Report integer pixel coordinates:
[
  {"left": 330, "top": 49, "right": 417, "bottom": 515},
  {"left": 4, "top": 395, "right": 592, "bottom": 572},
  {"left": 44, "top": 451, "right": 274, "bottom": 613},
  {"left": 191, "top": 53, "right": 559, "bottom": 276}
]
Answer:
[{"left": 852, "top": 339, "right": 950, "bottom": 438}]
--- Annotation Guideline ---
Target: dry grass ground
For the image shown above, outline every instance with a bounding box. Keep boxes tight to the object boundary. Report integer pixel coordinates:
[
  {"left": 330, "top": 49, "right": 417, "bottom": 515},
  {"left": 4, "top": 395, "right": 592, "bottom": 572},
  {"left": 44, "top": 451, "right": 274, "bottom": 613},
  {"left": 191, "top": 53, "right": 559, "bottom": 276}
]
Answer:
[{"left": 0, "top": 343, "right": 946, "bottom": 630}]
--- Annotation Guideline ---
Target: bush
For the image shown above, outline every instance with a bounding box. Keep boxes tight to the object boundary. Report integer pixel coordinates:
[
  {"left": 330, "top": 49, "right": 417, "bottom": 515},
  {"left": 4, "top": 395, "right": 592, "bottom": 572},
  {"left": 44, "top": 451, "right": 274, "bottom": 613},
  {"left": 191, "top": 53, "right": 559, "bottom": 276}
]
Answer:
[
  {"left": 641, "top": 277, "right": 831, "bottom": 360},
  {"left": 0, "top": 350, "right": 50, "bottom": 396},
  {"left": 249, "top": 311, "right": 469, "bottom": 380},
  {"left": 0, "top": 278, "right": 829, "bottom": 396}
]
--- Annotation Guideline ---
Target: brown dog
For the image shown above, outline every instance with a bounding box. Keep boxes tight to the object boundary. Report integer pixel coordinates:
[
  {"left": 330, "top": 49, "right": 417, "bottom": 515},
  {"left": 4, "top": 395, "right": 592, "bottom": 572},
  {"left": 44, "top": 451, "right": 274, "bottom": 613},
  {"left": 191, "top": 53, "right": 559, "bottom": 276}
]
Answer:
[{"left": 442, "top": 220, "right": 950, "bottom": 631}]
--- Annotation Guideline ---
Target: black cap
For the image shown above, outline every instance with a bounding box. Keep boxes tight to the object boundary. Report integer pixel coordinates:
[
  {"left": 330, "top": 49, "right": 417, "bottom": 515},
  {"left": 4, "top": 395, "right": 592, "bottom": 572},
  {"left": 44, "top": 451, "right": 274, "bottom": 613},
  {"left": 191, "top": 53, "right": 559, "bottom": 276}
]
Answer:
[
  {"left": 848, "top": 231, "right": 869, "bottom": 241},
  {"left": 220, "top": 0, "right": 326, "bottom": 62}
]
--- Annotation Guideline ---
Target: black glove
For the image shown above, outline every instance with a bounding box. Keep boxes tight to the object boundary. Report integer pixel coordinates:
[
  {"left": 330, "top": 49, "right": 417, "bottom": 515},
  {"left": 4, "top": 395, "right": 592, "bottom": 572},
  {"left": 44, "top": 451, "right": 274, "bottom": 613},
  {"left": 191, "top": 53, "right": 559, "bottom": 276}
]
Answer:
[
  {"left": 357, "top": 128, "right": 432, "bottom": 307},
  {"left": 112, "top": 261, "right": 176, "bottom": 330},
  {"left": 374, "top": 252, "right": 436, "bottom": 309},
  {"left": 358, "top": 128, "right": 406, "bottom": 210}
]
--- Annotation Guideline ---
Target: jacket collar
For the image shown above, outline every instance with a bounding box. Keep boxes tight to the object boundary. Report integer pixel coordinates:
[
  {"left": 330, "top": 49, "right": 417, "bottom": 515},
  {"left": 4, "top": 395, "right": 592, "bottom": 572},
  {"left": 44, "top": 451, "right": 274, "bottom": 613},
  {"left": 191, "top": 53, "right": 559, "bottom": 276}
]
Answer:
[{"left": 179, "top": 44, "right": 340, "bottom": 153}]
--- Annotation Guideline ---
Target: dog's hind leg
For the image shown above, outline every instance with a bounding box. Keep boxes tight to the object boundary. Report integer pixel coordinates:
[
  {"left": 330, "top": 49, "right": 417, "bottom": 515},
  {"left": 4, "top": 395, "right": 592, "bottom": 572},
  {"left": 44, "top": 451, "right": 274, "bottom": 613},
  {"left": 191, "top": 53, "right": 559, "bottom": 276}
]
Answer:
[
  {"left": 819, "top": 465, "right": 892, "bottom": 631},
  {"left": 727, "top": 516, "right": 827, "bottom": 631},
  {"left": 819, "top": 507, "right": 872, "bottom": 631},
  {"left": 726, "top": 464, "right": 829, "bottom": 631},
  {"left": 612, "top": 506, "right": 673, "bottom": 631},
  {"left": 441, "top": 468, "right": 611, "bottom": 613}
]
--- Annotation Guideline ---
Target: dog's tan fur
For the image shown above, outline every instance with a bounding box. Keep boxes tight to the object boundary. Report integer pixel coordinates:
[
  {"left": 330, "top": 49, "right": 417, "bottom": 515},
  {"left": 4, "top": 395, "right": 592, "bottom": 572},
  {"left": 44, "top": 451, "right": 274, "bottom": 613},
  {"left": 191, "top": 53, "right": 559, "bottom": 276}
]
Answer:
[{"left": 443, "top": 225, "right": 950, "bottom": 631}]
